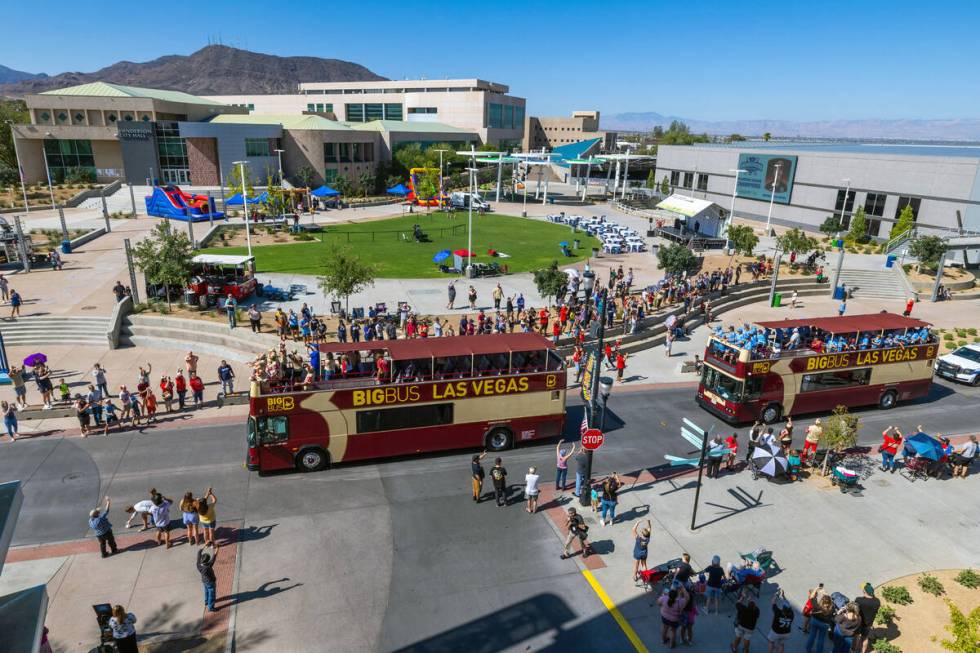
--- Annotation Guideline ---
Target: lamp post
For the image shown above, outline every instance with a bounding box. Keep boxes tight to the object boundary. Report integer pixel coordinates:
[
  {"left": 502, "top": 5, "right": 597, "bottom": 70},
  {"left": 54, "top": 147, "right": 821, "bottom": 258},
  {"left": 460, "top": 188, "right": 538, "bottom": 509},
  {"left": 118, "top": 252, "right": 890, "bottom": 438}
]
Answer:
[
  {"left": 433, "top": 148, "right": 450, "bottom": 206},
  {"left": 764, "top": 163, "right": 783, "bottom": 235},
  {"left": 725, "top": 168, "right": 747, "bottom": 243},
  {"left": 6, "top": 120, "right": 29, "bottom": 212},
  {"left": 466, "top": 166, "right": 477, "bottom": 276},
  {"left": 41, "top": 133, "right": 57, "bottom": 208},
  {"left": 233, "top": 160, "right": 253, "bottom": 258},
  {"left": 579, "top": 288, "right": 606, "bottom": 508},
  {"left": 598, "top": 376, "right": 614, "bottom": 432},
  {"left": 274, "top": 149, "right": 284, "bottom": 185},
  {"left": 829, "top": 178, "right": 851, "bottom": 297}
]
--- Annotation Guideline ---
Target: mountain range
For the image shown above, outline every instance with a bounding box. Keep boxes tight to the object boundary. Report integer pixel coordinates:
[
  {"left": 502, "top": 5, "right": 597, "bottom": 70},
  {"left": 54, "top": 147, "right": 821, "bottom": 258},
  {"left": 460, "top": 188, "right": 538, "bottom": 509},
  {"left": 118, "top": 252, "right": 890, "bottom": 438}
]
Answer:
[
  {"left": 0, "top": 45, "right": 386, "bottom": 97},
  {"left": 603, "top": 111, "right": 980, "bottom": 142}
]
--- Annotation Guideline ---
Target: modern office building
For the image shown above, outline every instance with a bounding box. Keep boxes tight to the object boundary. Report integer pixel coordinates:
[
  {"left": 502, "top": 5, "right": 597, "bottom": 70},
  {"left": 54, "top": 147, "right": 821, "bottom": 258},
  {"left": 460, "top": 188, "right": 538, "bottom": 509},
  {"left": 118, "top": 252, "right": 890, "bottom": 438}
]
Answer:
[
  {"left": 205, "top": 78, "right": 526, "bottom": 148},
  {"left": 655, "top": 143, "right": 980, "bottom": 237},
  {"left": 12, "top": 82, "right": 478, "bottom": 187},
  {"left": 523, "top": 111, "right": 617, "bottom": 153}
]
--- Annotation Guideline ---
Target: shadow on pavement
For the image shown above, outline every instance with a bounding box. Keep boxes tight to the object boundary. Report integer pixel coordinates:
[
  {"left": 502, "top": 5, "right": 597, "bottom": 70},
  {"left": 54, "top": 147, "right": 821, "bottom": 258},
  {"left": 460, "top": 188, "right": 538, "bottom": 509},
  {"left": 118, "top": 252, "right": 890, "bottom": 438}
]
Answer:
[{"left": 221, "top": 577, "right": 303, "bottom": 608}]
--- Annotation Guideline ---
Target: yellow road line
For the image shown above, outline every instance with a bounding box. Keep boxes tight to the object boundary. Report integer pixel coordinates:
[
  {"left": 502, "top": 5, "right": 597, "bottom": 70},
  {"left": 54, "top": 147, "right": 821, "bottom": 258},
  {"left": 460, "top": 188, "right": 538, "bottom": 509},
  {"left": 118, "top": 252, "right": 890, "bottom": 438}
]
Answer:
[{"left": 581, "top": 569, "right": 650, "bottom": 653}]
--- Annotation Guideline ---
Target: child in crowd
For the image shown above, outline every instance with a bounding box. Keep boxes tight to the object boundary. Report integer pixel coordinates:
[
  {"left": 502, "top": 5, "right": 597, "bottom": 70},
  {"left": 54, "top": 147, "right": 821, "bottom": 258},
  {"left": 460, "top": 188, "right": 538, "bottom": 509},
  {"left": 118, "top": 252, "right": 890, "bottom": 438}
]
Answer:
[{"left": 59, "top": 379, "right": 71, "bottom": 403}]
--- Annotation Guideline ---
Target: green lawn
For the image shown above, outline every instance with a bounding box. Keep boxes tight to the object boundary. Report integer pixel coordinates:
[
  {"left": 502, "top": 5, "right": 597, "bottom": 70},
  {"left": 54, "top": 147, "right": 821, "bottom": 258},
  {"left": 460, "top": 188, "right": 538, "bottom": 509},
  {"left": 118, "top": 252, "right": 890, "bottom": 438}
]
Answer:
[{"left": 201, "top": 213, "right": 601, "bottom": 278}]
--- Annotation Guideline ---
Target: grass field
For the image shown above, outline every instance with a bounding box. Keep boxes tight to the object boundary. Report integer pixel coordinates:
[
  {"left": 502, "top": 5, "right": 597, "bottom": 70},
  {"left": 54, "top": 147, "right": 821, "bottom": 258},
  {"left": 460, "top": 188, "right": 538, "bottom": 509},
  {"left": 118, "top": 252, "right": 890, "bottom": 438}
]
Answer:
[{"left": 201, "top": 213, "right": 601, "bottom": 278}]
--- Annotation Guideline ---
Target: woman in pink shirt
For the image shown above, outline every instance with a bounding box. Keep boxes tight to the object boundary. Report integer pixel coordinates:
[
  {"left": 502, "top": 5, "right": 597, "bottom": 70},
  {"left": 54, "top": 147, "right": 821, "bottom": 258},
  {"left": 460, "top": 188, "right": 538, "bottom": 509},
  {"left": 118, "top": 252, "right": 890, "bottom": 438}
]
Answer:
[{"left": 658, "top": 584, "right": 689, "bottom": 647}]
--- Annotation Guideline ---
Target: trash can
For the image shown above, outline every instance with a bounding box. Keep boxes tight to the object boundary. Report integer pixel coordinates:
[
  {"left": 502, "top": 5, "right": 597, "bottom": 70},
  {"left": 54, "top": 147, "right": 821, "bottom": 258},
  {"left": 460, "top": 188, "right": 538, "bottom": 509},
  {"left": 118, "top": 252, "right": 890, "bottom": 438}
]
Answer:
[
  {"left": 833, "top": 285, "right": 846, "bottom": 300},
  {"left": 61, "top": 239, "right": 72, "bottom": 254},
  {"left": 184, "top": 290, "right": 199, "bottom": 308},
  {"left": 573, "top": 239, "right": 580, "bottom": 250},
  {"left": 885, "top": 254, "right": 896, "bottom": 269},
  {"left": 771, "top": 292, "right": 782, "bottom": 308}
]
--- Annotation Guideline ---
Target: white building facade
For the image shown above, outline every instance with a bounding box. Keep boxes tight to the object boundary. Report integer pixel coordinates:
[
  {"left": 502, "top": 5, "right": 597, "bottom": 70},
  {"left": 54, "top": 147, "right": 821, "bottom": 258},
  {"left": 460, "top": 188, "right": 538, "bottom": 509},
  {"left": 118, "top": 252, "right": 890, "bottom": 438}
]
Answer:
[{"left": 655, "top": 143, "right": 980, "bottom": 238}]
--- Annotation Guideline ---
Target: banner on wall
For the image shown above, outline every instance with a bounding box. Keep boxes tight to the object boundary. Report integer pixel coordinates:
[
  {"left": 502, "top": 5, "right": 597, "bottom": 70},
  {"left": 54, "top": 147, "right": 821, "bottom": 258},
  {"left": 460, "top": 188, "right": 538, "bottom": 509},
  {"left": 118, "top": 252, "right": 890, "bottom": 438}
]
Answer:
[{"left": 735, "top": 153, "right": 798, "bottom": 204}]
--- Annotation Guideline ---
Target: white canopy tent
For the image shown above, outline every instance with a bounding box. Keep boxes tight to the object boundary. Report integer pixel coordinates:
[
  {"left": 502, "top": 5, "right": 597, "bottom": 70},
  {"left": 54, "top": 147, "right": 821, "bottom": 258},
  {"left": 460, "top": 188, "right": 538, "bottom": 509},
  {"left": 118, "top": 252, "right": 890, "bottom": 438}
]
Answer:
[{"left": 655, "top": 194, "right": 725, "bottom": 237}]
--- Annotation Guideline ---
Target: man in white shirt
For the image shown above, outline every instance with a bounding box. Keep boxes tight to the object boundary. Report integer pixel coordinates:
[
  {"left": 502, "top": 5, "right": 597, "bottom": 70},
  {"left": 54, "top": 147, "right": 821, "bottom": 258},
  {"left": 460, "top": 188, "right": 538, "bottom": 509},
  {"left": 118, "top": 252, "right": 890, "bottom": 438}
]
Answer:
[
  {"left": 125, "top": 499, "right": 155, "bottom": 531},
  {"left": 953, "top": 435, "right": 978, "bottom": 478},
  {"left": 525, "top": 467, "right": 541, "bottom": 514}
]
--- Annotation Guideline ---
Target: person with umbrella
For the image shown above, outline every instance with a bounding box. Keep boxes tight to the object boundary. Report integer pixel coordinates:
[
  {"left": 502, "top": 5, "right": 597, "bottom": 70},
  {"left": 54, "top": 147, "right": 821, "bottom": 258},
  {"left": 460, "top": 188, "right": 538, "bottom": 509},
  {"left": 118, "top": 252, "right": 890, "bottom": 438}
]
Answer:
[{"left": 751, "top": 441, "right": 789, "bottom": 481}]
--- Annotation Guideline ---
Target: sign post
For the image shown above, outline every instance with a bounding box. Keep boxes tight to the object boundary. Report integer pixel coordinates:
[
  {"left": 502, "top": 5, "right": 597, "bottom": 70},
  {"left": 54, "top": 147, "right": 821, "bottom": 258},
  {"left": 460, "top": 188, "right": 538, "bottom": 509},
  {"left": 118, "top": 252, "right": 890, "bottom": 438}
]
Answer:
[
  {"left": 664, "top": 417, "right": 723, "bottom": 531},
  {"left": 579, "top": 294, "right": 606, "bottom": 507},
  {"left": 124, "top": 238, "right": 141, "bottom": 304}
]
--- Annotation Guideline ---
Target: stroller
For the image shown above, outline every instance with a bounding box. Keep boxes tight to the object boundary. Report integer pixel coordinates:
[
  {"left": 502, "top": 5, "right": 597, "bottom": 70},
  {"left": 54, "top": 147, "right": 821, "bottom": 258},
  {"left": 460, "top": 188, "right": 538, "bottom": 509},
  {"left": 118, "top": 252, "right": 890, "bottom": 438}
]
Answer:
[{"left": 901, "top": 455, "right": 931, "bottom": 482}]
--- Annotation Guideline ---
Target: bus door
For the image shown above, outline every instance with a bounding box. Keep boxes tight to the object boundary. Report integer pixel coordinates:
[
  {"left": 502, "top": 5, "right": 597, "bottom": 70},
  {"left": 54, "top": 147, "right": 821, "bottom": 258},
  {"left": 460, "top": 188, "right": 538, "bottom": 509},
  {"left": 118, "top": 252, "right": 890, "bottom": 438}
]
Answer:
[{"left": 254, "top": 414, "right": 294, "bottom": 470}]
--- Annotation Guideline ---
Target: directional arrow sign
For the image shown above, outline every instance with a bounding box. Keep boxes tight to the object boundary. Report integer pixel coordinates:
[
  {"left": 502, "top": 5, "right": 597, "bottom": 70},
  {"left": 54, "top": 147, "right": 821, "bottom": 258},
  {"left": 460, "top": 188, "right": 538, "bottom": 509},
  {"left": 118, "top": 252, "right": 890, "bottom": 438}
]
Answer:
[
  {"left": 682, "top": 418, "right": 705, "bottom": 436},
  {"left": 665, "top": 454, "right": 701, "bottom": 467},
  {"left": 681, "top": 428, "right": 704, "bottom": 449}
]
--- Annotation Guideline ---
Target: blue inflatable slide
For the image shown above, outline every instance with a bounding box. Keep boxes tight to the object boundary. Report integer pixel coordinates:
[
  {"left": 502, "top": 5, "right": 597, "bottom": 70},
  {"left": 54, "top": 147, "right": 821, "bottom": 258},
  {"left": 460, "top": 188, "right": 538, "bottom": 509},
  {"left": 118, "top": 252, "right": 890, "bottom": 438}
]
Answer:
[{"left": 144, "top": 185, "right": 223, "bottom": 222}]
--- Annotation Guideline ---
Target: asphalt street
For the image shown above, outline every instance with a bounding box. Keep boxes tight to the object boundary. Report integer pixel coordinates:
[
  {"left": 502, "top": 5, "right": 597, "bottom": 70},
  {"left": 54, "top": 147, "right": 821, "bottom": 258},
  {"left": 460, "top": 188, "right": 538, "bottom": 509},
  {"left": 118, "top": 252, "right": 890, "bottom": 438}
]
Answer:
[{"left": 2, "top": 377, "right": 977, "bottom": 651}]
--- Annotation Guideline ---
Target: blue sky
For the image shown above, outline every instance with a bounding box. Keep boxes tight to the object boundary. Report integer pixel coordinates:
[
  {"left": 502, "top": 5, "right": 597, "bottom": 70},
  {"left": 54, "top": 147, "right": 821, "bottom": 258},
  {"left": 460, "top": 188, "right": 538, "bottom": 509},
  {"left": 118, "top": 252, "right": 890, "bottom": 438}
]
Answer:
[{"left": 5, "top": 0, "right": 980, "bottom": 121}]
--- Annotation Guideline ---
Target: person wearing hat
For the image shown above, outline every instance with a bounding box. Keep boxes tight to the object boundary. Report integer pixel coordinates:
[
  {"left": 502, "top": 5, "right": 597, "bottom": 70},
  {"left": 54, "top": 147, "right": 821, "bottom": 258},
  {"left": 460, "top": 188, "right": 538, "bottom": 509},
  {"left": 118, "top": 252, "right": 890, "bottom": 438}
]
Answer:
[
  {"left": 197, "top": 543, "right": 220, "bottom": 612},
  {"left": 803, "top": 419, "right": 822, "bottom": 464},
  {"left": 88, "top": 496, "right": 118, "bottom": 558},
  {"left": 854, "top": 583, "right": 880, "bottom": 652}
]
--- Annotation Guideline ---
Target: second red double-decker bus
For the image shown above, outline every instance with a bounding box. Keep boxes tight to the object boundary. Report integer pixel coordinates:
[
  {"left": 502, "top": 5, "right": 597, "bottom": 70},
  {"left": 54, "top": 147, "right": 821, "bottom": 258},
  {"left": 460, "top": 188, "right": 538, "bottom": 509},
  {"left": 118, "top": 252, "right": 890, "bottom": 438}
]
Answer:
[
  {"left": 246, "top": 333, "right": 567, "bottom": 473},
  {"left": 696, "top": 313, "right": 937, "bottom": 424}
]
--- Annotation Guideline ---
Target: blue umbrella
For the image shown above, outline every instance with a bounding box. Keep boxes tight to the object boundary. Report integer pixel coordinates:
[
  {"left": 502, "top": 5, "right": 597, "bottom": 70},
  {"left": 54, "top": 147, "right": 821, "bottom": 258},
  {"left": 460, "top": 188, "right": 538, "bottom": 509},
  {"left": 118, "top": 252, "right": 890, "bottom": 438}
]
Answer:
[
  {"left": 559, "top": 241, "right": 569, "bottom": 247},
  {"left": 904, "top": 432, "right": 944, "bottom": 461},
  {"left": 432, "top": 249, "right": 451, "bottom": 263},
  {"left": 387, "top": 183, "right": 410, "bottom": 196}
]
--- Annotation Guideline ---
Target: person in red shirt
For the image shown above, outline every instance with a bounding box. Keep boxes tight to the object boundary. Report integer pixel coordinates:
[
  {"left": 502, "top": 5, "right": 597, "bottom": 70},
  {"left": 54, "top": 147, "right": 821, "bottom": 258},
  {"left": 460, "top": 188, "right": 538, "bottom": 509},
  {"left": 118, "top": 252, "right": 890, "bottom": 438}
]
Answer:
[
  {"left": 559, "top": 305, "right": 569, "bottom": 333},
  {"left": 903, "top": 297, "right": 915, "bottom": 317},
  {"left": 174, "top": 371, "right": 187, "bottom": 409},
  {"left": 604, "top": 343, "right": 613, "bottom": 369},
  {"left": 538, "top": 308, "right": 549, "bottom": 334},
  {"left": 880, "top": 426, "right": 903, "bottom": 472},
  {"left": 615, "top": 351, "right": 626, "bottom": 382},
  {"left": 725, "top": 433, "right": 739, "bottom": 470},
  {"left": 189, "top": 372, "right": 205, "bottom": 409},
  {"left": 552, "top": 320, "right": 561, "bottom": 344}
]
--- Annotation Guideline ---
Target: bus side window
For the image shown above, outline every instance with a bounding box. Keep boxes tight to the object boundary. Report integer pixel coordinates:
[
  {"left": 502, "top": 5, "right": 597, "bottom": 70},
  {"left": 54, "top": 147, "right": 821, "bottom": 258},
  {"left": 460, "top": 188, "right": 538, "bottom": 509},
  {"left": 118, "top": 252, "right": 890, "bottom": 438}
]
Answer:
[
  {"left": 511, "top": 352, "right": 528, "bottom": 373},
  {"left": 526, "top": 350, "right": 544, "bottom": 372},
  {"left": 547, "top": 350, "right": 565, "bottom": 371},
  {"left": 258, "top": 416, "right": 288, "bottom": 444},
  {"left": 491, "top": 353, "right": 509, "bottom": 375},
  {"left": 744, "top": 376, "right": 763, "bottom": 400}
]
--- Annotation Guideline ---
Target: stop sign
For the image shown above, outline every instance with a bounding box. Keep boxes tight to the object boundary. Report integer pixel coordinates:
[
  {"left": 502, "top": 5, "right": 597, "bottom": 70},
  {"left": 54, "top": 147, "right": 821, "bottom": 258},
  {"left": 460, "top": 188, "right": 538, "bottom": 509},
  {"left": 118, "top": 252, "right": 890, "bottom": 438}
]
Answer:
[{"left": 581, "top": 428, "right": 604, "bottom": 450}]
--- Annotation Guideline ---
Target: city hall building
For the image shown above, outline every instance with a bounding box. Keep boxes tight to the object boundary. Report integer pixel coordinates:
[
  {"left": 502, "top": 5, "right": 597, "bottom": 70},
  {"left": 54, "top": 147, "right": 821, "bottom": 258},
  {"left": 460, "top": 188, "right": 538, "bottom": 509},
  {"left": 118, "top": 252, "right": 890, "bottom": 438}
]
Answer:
[
  {"left": 10, "top": 82, "right": 482, "bottom": 187},
  {"left": 655, "top": 143, "right": 980, "bottom": 238}
]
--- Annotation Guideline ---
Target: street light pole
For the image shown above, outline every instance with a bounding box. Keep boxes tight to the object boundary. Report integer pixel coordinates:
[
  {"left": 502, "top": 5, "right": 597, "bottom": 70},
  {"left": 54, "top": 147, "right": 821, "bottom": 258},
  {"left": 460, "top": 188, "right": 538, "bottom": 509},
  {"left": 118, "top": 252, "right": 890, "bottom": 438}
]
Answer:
[
  {"left": 466, "top": 166, "right": 477, "bottom": 276},
  {"left": 764, "top": 163, "right": 783, "bottom": 235},
  {"left": 725, "top": 168, "right": 747, "bottom": 242},
  {"left": 274, "top": 149, "right": 285, "bottom": 185},
  {"left": 579, "top": 291, "right": 607, "bottom": 507},
  {"left": 41, "top": 134, "right": 57, "bottom": 208},
  {"left": 6, "top": 120, "right": 30, "bottom": 212},
  {"left": 829, "top": 179, "right": 851, "bottom": 297},
  {"left": 233, "top": 160, "right": 253, "bottom": 258}
]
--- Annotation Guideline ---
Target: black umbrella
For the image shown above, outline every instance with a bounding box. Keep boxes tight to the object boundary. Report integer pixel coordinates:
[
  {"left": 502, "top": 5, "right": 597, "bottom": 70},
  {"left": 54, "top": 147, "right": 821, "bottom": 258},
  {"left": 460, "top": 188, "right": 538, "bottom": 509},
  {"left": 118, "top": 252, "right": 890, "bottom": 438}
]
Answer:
[{"left": 751, "top": 443, "right": 788, "bottom": 478}]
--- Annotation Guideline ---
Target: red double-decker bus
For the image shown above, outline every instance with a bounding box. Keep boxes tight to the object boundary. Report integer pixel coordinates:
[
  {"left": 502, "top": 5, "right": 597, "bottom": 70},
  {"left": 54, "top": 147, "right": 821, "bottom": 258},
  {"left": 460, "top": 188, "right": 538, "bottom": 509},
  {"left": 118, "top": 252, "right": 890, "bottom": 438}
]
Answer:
[
  {"left": 696, "top": 313, "right": 938, "bottom": 424},
  {"left": 246, "top": 333, "right": 567, "bottom": 473}
]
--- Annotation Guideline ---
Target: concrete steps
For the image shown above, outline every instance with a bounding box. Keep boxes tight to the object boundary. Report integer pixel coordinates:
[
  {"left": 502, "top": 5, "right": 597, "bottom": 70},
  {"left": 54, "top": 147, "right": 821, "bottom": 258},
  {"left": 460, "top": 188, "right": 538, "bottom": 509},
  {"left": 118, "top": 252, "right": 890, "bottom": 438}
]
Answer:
[
  {"left": 0, "top": 315, "right": 110, "bottom": 347},
  {"left": 119, "top": 313, "right": 278, "bottom": 362},
  {"left": 838, "top": 268, "right": 908, "bottom": 299}
]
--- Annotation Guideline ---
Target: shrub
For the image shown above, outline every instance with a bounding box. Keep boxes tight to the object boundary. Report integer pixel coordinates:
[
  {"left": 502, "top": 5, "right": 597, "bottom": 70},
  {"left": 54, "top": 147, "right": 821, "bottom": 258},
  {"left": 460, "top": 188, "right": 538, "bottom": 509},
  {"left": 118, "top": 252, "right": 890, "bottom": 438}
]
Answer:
[
  {"left": 293, "top": 232, "right": 315, "bottom": 241},
  {"left": 954, "top": 569, "right": 980, "bottom": 589},
  {"left": 875, "top": 603, "right": 897, "bottom": 625},
  {"left": 918, "top": 574, "right": 945, "bottom": 596},
  {"left": 967, "top": 328, "right": 978, "bottom": 336},
  {"left": 958, "top": 340, "right": 968, "bottom": 348},
  {"left": 944, "top": 333, "right": 954, "bottom": 341},
  {"left": 882, "top": 585, "right": 913, "bottom": 605},
  {"left": 872, "top": 640, "right": 902, "bottom": 653},
  {"left": 956, "top": 328, "right": 967, "bottom": 337}
]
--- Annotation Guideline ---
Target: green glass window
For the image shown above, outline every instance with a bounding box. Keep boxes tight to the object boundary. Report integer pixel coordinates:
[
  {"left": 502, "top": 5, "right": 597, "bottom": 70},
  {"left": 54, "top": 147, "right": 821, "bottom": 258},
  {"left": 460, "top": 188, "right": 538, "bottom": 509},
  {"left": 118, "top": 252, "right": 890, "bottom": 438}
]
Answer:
[
  {"left": 323, "top": 169, "right": 338, "bottom": 183},
  {"left": 324, "top": 142, "right": 336, "bottom": 162},
  {"left": 346, "top": 104, "right": 365, "bottom": 122},
  {"left": 488, "top": 103, "right": 503, "bottom": 129},
  {"left": 365, "top": 103, "right": 384, "bottom": 121},
  {"left": 39, "top": 111, "right": 50, "bottom": 122},
  {"left": 43, "top": 139, "right": 96, "bottom": 183},
  {"left": 384, "top": 103, "right": 403, "bottom": 120},
  {"left": 74, "top": 112, "right": 85, "bottom": 123},
  {"left": 57, "top": 112, "right": 68, "bottom": 123},
  {"left": 504, "top": 105, "right": 514, "bottom": 129},
  {"left": 351, "top": 143, "right": 361, "bottom": 162},
  {"left": 339, "top": 143, "right": 351, "bottom": 162},
  {"left": 245, "top": 138, "right": 272, "bottom": 157}
]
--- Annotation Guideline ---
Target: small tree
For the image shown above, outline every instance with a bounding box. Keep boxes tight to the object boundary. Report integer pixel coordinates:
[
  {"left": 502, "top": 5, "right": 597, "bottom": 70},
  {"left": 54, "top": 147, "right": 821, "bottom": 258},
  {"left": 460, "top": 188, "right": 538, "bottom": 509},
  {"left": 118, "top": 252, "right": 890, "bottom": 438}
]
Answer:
[
  {"left": 317, "top": 245, "right": 376, "bottom": 313},
  {"left": 394, "top": 142, "right": 426, "bottom": 172},
  {"left": 848, "top": 206, "right": 869, "bottom": 243},
  {"left": 820, "top": 215, "right": 842, "bottom": 237},
  {"left": 660, "top": 175, "right": 670, "bottom": 196},
  {"left": 940, "top": 601, "right": 980, "bottom": 653},
  {"left": 131, "top": 222, "right": 194, "bottom": 310},
  {"left": 645, "top": 169, "right": 656, "bottom": 189},
  {"left": 294, "top": 165, "right": 317, "bottom": 189},
  {"left": 358, "top": 172, "right": 376, "bottom": 198},
  {"left": 532, "top": 261, "right": 568, "bottom": 306},
  {"left": 909, "top": 235, "right": 947, "bottom": 271},
  {"left": 415, "top": 170, "right": 440, "bottom": 202},
  {"left": 890, "top": 204, "right": 916, "bottom": 240},
  {"left": 657, "top": 243, "right": 698, "bottom": 274},
  {"left": 333, "top": 175, "right": 353, "bottom": 197},
  {"left": 776, "top": 227, "right": 819, "bottom": 257},
  {"left": 227, "top": 164, "right": 254, "bottom": 197},
  {"left": 762, "top": 132, "right": 772, "bottom": 141},
  {"left": 728, "top": 133, "right": 746, "bottom": 142},
  {"left": 727, "top": 224, "right": 759, "bottom": 257},
  {"left": 263, "top": 176, "right": 290, "bottom": 220},
  {"left": 821, "top": 404, "right": 860, "bottom": 476}
]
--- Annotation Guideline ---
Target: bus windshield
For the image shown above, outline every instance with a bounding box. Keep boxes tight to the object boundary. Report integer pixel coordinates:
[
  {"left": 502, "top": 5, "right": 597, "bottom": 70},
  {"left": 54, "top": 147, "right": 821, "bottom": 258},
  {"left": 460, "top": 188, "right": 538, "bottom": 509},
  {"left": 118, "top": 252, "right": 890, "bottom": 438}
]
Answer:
[{"left": 701, "top": 366, "right": 743, "bottom": 401}]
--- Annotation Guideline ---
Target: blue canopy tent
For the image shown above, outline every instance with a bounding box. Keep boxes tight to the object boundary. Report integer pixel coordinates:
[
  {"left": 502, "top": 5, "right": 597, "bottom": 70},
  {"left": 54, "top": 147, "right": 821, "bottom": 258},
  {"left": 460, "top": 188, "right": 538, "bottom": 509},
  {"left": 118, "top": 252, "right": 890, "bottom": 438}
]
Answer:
[
  {"left": 903, "top": 432, "right": 944, "bottom": 461},
  {"left": 224, "top": 191, "right": 268, "bottom": 206},
  {"left": 387, "top": 183, "right": 410, "bottom": 196},
  {"left": 432, "top": 249, "right": 451, "bottom": 263},
  {"left": 311, "top": 185, "right": 340, "bottom": 197}
]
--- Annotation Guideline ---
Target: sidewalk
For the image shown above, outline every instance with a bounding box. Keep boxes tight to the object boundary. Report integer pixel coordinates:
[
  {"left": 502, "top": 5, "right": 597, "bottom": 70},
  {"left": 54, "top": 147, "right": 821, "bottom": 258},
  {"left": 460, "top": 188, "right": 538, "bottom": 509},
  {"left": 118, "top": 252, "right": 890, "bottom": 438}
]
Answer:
[
  {"left": 0, "top": 522, "right": 241, "bottom": 653},
  {"left": 536, "top": 452, "right": 980, "bottom": 650}
]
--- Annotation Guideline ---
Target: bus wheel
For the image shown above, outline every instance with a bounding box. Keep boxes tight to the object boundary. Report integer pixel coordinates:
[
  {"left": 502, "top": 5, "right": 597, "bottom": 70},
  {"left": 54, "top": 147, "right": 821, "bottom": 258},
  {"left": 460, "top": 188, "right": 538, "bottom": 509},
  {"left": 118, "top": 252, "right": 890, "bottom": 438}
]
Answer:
[
  {"left": 486, "top": 427, "right": 514, "bottom": 452},
  {"left": 878, "top": 390, "right": 898, "bottom": 410},
  {"left": 761, "top": 403, "right": 782, "bottom": 424},
  {"left": 296, "top": 447, "right": 329, "bottom": 472}
]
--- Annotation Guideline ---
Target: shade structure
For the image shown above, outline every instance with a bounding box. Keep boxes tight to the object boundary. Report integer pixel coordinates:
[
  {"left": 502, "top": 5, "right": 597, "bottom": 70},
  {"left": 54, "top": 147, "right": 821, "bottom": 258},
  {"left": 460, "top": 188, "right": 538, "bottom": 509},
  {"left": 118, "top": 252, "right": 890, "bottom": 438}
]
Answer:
[
  {"left": 311, "top": 185, "right": 340, "bottom": 197},
  {"left": 22, "top": 353, "right": 46, "bottom": 367},
  {"left": 751, "top": 443, "right": 788, "bottom": 477},
  {"left": 904, "top": 432, "right": 944, "bottom": 461},
  {"left": 432, "top": 249, "right": 451, "bottom": 263},
  {"left": 386, "top": 183, "right": 410, "bottom": 196},
  {"left": 224, "top": 192, "right": 267, "bottom": 206},
  {"left": 453, "top": 249, "right": 476, "bottom": 257}
]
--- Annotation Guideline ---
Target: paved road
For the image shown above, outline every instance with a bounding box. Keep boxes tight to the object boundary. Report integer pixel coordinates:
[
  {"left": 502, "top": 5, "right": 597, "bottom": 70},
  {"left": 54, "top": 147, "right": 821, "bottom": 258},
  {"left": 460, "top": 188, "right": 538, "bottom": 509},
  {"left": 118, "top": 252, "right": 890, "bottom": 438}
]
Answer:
[{"left": 3, "top": 377, "right": 977, "bottom": 651}]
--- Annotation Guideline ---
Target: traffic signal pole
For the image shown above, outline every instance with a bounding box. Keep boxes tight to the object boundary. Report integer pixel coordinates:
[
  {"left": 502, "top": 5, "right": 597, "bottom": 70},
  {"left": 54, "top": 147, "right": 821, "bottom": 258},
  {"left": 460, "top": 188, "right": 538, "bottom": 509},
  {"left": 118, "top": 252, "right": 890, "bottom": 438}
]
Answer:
[{"left": 580, "top": 292, "right": 605, "bottom": 507}]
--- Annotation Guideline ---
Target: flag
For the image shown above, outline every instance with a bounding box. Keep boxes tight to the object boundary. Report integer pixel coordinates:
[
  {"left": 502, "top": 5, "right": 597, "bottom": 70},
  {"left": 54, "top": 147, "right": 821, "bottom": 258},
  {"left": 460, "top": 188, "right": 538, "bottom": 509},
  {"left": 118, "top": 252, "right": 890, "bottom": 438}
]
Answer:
[{"left": 580, "top": 412, "right": 588, "bottom": 436}]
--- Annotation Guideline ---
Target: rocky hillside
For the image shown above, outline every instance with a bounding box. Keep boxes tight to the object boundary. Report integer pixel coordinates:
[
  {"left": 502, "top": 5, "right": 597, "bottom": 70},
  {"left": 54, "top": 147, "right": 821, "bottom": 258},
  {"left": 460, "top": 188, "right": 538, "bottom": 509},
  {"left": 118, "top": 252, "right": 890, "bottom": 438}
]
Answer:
[{"left": 0, "top": 45, "right": 386, "bottom": 96}]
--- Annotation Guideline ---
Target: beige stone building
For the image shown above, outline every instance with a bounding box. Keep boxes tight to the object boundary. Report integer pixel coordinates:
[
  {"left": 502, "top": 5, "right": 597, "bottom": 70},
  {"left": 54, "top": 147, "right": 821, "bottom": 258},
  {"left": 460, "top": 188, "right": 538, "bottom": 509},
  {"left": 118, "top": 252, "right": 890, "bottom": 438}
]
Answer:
[{"left": 523, "top": 111, "right": 617, "bottom": 152}]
